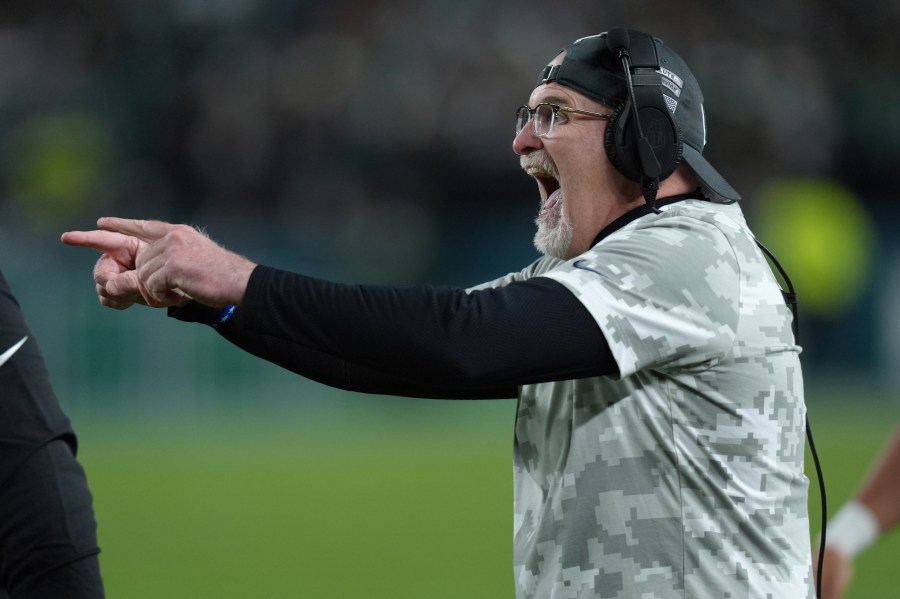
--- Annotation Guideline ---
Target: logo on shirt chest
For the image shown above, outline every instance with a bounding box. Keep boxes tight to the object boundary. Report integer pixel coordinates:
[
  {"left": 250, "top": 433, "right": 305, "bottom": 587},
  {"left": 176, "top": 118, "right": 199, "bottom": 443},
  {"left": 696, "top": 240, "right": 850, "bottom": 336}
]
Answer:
[{"left": 573, "top": 260, "right": 611, "bottom": 280}]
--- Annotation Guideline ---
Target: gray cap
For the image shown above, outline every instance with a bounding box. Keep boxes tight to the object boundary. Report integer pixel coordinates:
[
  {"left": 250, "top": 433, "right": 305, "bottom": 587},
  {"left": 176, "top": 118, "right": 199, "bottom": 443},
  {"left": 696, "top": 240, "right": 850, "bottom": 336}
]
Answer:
[{"left": 536, "top": 29, "right": 740, "bottom": 202}]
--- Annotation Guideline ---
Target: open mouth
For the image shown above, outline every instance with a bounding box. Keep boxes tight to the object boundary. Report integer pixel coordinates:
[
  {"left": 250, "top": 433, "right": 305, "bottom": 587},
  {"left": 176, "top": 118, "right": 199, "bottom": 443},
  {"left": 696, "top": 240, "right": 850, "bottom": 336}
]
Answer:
[{"left": 525, "top": 167, "right": 562, "bottom": 216}]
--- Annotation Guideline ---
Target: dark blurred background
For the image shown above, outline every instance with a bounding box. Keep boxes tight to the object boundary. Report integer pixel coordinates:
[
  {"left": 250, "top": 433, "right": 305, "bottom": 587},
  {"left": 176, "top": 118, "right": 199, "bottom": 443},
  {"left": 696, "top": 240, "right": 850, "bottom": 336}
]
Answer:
[{"left": 1, "top": 0, "right": 899, "bottom": 414}]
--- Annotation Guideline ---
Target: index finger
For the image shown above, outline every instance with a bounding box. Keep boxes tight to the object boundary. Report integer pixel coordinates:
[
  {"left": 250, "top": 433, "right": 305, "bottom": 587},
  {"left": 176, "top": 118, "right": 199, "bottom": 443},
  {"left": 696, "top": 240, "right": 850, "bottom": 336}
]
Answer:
[
  {"left": 96, "top": 217, "right": 174, "bottom": 243},
  {"left": 60, "top": 229, "right": 141, "bottom": 263}
]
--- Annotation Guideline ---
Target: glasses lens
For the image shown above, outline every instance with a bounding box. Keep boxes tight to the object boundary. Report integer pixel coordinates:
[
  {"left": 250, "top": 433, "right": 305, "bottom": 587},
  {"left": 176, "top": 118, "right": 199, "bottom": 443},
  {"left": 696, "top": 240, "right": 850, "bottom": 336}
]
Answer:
[
  {"left": 534, "top": 104, "right": 554, "bottom": 136},
  {"left": 515, "top": 106, "right": 530, "bottom": 134}
]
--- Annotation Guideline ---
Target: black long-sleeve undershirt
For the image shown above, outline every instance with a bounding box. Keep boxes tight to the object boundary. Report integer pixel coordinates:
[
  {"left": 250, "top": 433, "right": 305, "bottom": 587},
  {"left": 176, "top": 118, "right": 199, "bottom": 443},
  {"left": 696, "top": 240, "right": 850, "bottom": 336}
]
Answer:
[{"left": 170, "top": 265, "right": 619, "bottom": 399}]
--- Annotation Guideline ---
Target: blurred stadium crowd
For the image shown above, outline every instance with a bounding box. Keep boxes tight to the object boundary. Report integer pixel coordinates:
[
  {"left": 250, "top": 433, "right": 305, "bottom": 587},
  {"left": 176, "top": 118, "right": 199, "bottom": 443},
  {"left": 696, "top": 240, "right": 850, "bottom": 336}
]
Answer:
[{"left": 1, "top": 0, "right": 899, "bottom": 409}]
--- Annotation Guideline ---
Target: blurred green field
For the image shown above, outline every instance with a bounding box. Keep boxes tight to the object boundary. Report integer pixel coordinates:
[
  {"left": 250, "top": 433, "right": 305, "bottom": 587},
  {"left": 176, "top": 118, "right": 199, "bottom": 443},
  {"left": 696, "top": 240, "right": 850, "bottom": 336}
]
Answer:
[{"left": 74, "top": 397, "right": 900, "bottom": 598}]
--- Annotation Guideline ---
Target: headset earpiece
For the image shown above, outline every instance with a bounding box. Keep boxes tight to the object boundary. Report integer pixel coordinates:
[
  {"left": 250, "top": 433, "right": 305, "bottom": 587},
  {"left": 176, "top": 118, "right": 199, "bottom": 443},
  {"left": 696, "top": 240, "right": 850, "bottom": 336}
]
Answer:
[
  {"left": 604, "top": 28, "right": 683, "bottom": 206},
  {"left": 604, "top": 95, "right": 683, "bottom": 183}
]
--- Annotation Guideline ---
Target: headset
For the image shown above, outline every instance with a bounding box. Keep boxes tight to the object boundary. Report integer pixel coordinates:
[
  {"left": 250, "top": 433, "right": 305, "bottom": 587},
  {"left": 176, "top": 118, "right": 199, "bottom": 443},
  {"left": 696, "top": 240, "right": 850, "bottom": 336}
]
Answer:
[{"left": 604, "top": 27, "right": 682, "bottom": 211}]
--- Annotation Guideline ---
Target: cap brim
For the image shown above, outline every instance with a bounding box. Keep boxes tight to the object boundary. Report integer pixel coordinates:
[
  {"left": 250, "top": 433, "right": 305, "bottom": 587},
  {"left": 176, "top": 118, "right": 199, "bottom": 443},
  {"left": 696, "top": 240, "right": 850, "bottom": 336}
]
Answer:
[{"left": 682, "top": 144, "right": 741, "bottom": 202}]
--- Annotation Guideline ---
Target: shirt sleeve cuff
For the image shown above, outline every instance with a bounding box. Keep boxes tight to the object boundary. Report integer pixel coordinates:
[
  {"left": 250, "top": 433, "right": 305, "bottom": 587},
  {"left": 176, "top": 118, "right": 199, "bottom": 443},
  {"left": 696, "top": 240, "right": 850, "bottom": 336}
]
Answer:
[{"left": 167, "top": 301, "right": 225, "bottom": 325}]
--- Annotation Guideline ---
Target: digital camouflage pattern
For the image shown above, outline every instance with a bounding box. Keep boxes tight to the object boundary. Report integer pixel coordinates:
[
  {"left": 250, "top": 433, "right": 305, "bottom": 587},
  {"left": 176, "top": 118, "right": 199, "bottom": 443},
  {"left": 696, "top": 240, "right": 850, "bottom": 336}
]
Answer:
[{"left": 471, "top": 199, "right": 813, "bottom": 598}]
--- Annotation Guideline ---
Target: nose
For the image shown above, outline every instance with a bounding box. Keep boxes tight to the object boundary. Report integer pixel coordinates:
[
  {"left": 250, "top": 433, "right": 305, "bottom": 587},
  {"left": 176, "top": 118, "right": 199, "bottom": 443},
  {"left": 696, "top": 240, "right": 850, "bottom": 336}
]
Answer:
[{"left": 512, "top": 123, "right": 543, "bottom": 156}]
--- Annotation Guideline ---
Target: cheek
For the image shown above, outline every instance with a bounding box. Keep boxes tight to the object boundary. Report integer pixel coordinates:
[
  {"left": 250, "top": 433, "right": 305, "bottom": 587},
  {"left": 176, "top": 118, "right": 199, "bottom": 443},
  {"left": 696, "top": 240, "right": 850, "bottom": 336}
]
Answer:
[
  {"left": 573, "top": 135, "right": 610, "bottom": 171},
  {"left": 560, "top": 143, "right": 611, "bottom": 191}
]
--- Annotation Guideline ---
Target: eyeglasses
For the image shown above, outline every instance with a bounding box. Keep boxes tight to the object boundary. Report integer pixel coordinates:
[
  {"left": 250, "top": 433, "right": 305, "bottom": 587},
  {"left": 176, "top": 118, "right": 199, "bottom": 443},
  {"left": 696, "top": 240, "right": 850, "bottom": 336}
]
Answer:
[{"left": 515, "top": 102, "right": 611, "bottom": 137}]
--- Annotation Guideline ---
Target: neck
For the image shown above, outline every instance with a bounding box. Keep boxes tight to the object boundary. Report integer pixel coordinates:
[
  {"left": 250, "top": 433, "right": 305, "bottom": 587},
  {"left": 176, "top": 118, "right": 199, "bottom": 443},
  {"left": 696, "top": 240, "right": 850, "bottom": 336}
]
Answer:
[{"left": 656, "top": 166, "right": 699, "bottom": 199}]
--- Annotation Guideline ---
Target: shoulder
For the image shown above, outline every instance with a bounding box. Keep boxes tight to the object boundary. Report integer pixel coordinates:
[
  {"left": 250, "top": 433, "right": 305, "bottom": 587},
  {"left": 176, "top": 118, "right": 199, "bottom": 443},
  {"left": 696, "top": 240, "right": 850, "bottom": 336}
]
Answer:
[
  {"left": 467, "top": 256, "right": 564, "bottom": 292},
  {"left": 630, "top": 200, "right": 751, "bottom": 245}
]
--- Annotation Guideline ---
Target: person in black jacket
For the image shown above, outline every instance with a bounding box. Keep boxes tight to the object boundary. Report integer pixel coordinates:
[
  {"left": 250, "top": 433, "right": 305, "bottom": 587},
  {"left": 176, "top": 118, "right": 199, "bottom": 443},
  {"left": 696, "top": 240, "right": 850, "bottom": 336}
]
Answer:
[{"left": 0, "top": 269, "right": 105, "bottom": 599}]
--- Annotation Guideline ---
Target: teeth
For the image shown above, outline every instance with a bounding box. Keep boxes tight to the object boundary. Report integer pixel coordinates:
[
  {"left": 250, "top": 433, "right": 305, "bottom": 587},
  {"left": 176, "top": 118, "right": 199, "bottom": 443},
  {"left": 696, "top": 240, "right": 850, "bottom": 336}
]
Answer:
[
  {"left": 526, "top": 168, "right": 555, "bottom": 180},
  {"left": 523, "top": 161, "right": 561, "bottom": 200},
  {"left": 527, "top": 171, "right": 560, "bottom": 189}
]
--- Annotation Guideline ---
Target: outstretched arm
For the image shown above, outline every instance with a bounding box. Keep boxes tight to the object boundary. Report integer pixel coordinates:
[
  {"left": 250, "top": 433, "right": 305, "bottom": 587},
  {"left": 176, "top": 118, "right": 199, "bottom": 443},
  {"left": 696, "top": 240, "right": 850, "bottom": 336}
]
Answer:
[{"left": 62, "top": 218, "right": 620, "bottom": 397}]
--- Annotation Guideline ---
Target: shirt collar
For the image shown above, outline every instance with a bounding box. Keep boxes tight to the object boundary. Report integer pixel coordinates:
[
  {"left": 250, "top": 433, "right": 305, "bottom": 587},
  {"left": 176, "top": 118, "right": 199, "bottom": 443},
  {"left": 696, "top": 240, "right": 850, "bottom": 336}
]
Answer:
[{"left": 589, "top": 190, "right": 703, "bottom": 248}]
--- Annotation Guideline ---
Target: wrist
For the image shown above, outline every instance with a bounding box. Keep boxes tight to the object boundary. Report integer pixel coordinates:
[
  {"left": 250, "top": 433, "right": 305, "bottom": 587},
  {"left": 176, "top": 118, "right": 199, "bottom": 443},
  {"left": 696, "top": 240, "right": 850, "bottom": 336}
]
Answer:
[{"left": 825, "top": 500, "right": 880, "bottom": 558}]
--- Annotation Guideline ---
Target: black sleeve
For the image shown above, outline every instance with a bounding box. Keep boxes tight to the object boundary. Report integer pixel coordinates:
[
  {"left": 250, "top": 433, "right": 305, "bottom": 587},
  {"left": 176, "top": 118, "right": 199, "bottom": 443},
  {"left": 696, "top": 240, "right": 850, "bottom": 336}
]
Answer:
[{"left": 170, "top": 265, "right": 619, "bottom": 398}]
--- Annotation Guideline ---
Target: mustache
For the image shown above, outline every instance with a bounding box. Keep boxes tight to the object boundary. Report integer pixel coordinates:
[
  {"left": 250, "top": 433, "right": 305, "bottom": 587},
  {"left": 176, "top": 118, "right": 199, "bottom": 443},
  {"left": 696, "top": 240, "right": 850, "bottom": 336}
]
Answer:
[{"left": 520, "top": 151, "right": 559, "bottom": 178}]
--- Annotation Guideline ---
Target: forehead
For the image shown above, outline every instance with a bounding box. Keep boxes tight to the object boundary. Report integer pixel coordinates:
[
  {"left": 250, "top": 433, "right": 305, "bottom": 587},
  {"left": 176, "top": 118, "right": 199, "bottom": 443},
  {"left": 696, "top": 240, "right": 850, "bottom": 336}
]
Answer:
[{"left": 528, "top": 83, "right": 579, "bottom": 107}]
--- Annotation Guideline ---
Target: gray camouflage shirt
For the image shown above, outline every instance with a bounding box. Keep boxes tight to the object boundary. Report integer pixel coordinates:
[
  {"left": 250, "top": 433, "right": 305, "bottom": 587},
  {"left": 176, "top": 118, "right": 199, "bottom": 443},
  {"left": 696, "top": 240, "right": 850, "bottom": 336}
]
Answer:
[{"left": 472, "top": 199, "right": 813, "bottom": 598}]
